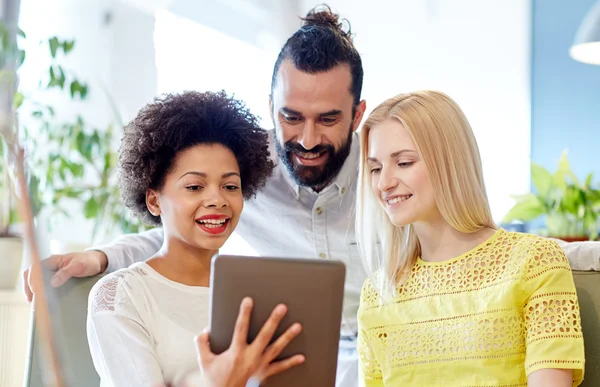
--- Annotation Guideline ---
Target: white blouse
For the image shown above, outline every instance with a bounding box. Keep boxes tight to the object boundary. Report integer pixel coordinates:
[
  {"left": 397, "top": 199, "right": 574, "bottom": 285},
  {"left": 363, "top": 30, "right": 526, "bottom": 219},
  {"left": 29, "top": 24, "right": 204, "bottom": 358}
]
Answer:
[{"left": 86, "top": 262, "right": 210, "bottom": 387}]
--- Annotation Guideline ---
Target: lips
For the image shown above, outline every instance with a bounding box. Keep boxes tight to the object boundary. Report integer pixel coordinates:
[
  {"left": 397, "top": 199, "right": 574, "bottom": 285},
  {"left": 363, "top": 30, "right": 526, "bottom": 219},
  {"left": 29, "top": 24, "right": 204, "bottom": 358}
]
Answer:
[{"left": 195, "top": 214, "right": 230, "bottom": 235}]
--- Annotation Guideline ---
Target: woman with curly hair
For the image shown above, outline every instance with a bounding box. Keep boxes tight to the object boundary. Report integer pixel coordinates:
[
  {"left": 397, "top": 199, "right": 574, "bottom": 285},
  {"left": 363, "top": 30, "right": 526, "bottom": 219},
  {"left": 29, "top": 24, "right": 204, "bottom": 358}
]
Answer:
[{"left": 86, "top": 90, "right": 304, "bottom": 387}]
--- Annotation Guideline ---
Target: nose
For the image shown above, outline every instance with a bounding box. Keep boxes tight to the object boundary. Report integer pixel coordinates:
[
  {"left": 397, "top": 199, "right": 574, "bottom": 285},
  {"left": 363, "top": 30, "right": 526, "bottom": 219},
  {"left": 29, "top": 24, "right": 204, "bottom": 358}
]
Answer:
[
  {"left": 203, "top": 186, "right": 228, "bottom": 209},
  {"left": 297, "top": 121, "right": 321, "bottom": 150},
  {"left": 377, "top": 165, "right": 398, "bottom": 194}
]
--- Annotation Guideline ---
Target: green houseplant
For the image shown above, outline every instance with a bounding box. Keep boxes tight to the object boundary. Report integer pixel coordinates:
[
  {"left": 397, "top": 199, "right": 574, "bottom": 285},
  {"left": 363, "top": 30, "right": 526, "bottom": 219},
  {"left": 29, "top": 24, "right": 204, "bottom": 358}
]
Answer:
[
  {"left": 17, "top": 35, "right": 148, "bottom": 240},
  {"left": 502, "top": 150, "right": 600, "bottom": 241},
  {"left": 1, "top": 21, "right": 146, "bottom": 288}
]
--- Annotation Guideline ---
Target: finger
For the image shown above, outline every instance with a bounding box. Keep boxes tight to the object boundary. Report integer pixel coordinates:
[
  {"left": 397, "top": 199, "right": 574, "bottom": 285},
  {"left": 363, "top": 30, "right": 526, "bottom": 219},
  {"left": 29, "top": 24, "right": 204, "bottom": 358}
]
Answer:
[
  {"left": 263, "top": 323, "right": 302, "bottom": 362},
  {"left": 262, "top": 354, "right": 305, "bottom": 379},
  {"left": 252, "top": 304, "right": 287, "bottom": 350},
  {"left": 23, "top": 268, "right": 33, "bottom": 302},
  {"left": 50, "top": 256, "right": 80, "bottom": 287},
  {"left": 232, "top": 297, "right": 253, "bottom": 348},
  {"left": 195, "top": 329, "right": 215, "bottom": 367}
]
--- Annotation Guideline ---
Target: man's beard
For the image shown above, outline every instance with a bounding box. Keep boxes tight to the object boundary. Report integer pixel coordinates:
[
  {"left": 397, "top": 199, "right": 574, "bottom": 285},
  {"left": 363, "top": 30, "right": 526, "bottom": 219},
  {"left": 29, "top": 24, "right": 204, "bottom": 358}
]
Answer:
[{"left": 275, "top": 128, "right": 353, "bottom": 190}]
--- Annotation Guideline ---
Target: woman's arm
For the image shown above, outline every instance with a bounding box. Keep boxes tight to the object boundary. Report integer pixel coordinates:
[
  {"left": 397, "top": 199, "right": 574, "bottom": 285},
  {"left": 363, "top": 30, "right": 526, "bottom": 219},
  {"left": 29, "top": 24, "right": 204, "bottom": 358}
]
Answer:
[
  {"left": 521, "top": 238, "right": 585, "bottom": 386},
  {"left": 528, "top": 368, "right": 572, "bottom": 387}
]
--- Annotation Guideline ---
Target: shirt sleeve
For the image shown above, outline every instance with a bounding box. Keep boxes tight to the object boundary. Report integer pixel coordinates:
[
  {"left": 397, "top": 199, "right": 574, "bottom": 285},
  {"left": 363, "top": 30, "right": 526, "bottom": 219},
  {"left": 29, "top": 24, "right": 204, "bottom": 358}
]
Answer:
[
  {"left": 88, "top": 227, "right": 164, "bottom": 273},
  {"left": 87, "top": 273, "right": 165, "bottom": 387},
  {"left": 521, "top": 238, "right": 585, "bottom": 385},
  {"left": 358, "top": 279, "right": 384, "bottom": 387},
  {"left": 358, "top": 328, "right": 384, "bottom": 387}
]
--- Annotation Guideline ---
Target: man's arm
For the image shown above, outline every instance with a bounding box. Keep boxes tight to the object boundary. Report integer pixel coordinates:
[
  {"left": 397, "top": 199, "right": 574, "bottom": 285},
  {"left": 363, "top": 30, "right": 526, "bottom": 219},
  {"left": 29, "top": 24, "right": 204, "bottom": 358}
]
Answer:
[
  {"left": 89, "top": 227, "right": 164, "bottom": 273},
  {"left": 23, "top": 228, "right": 164, "bottom": 302}
]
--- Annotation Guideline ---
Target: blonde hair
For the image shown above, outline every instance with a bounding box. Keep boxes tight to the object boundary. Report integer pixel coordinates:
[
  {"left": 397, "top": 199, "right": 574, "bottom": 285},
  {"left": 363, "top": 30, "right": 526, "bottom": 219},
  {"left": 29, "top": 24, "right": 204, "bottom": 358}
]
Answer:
[{"left": 356, "top": 90, "right": 496, "bottom": 300}]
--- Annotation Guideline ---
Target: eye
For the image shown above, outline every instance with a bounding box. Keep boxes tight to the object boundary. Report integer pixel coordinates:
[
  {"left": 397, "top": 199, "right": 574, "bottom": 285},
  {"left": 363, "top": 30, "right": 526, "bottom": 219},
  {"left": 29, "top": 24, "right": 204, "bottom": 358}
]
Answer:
[
  {"left": 224, "top": 185, "right": 240, "bottom": 191},
  {"left": 369, "top": 167, "right": 381, "bottom": 175},
  {"left": 319, "top": 117, "right": 337, "bottom": 125},
  {"left": 283, "top": 115, "right": 301, "bottom": 123},
  {"left": 398, "top": 161, "right": 414, "bottom": 168},
  {"left": 186, "top": 185, "right": 203, "bottom": 191}
]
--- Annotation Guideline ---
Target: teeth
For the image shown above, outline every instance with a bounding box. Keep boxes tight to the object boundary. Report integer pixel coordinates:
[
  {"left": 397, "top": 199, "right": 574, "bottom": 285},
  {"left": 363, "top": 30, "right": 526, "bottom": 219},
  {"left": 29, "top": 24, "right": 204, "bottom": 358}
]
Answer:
[
  {"left": 298, "top": 152, "right": 322, "bottom": 160},
  {"left": 387, "top": 195, "right": 412, "bottom": 205},
  {"left": 197, "top": 219, "right": 227, "bottom": 225},
  {"left": 201, "top": 223, "right": 225, "bottom": 229}
]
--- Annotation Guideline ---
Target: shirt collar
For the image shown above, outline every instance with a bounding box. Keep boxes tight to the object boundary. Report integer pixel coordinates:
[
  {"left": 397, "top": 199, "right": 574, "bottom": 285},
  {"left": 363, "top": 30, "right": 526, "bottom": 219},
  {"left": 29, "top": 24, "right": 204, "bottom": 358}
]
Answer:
[{"left": 269, "top": 131, "right": 360, "bottom": 199}]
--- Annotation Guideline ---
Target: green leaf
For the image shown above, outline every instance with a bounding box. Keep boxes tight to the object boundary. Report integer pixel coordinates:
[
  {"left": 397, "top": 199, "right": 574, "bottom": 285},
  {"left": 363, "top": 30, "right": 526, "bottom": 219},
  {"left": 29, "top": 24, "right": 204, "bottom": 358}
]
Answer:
[
  {"left": 502, "top": 194, "right": 546, "bottom": 223},
  {"left": 13, "top": 92, "right": 23, "bottom": 109},
  {"left": 58, "top": 66, "right": 66, "bottom": 88},
  {"left": 62, "top": 40, "right": 75, "bottom": 54},
  {"left": 49, "top": 37, "right": 60, "bottom": 58},
  {"left": 17, "top": 49, "right": 26, "bottom": 66},
  {"left": 69, "top": 80, "right": 89, "bottom": 99},
  {"left": 531, "top": 163, "right": 554, "bottom": 198},
  {"left": 17, "top": 28, "right": 26, "bottom": 38},
  {"left": 84, "top": 198, "right": 100, "bottom": 218},
  {"left": 585, "top": 173, "right": 594, "bottom": 188},
  {"left": 70, "top": 80, "right": 78, "bottom": 98}
]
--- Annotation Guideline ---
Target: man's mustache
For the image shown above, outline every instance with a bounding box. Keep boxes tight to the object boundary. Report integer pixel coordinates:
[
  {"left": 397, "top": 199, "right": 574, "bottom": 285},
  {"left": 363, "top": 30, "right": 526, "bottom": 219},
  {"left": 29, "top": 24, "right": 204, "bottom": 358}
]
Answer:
[{"left": 285, "top": 142, "right": 333, "bottom": 156}]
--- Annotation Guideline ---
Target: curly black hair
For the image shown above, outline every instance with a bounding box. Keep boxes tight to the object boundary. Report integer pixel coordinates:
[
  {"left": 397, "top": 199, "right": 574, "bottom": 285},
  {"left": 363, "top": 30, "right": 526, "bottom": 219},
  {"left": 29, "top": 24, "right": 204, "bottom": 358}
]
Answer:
[{"left": 118, "top": 90, "right": 274, "bottom": 226}]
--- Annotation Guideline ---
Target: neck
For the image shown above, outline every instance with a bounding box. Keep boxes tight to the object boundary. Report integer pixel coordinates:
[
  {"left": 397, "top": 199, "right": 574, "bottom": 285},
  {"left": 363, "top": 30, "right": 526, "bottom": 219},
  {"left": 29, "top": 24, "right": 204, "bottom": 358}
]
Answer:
[
  {"left": 412, "top": 218, "right": 496, "bottom": 263},
  {"left": 146, "top": 236, "right": 215, "bottom": 287}
]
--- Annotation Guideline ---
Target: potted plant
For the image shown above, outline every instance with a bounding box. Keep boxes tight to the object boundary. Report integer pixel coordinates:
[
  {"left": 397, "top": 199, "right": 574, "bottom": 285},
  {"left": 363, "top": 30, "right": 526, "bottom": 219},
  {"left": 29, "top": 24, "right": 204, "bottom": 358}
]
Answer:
[
  {"left": 502, "top": 150, "right": 600, "bottom": 241},
  {"left": 0, "top": 21, "right": 146, "bottom": 290},
  {"left": 0, "top": 13, "right": 24, "bottom": 289}
]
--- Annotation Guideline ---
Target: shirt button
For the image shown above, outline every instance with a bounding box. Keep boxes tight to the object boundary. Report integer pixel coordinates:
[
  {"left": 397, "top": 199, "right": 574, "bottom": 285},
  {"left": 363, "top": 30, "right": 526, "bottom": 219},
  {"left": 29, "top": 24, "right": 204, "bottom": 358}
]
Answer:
[
  {"left": 316, "top": 207, "right": 323, "bottom": 215},
  {"left": 319, "top": 253, "right": 327, "bottom": 259},
  {"left": 341, "top": 187, "right": 346, "bottom": 194}
]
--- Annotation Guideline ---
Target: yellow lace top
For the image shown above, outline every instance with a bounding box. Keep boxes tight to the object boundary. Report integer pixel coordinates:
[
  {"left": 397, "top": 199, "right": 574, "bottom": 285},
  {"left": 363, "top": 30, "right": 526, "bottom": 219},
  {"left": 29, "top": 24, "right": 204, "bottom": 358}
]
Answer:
[{"left": 357, "top": 229, "right": 585, "bottom": 386}]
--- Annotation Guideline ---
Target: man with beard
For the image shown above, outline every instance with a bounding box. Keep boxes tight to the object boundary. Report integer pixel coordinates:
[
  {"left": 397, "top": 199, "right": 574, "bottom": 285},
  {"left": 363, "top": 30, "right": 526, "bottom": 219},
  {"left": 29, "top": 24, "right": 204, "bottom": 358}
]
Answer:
[{"left": 24, "top": 5, "right": 367, "bottom": 387}]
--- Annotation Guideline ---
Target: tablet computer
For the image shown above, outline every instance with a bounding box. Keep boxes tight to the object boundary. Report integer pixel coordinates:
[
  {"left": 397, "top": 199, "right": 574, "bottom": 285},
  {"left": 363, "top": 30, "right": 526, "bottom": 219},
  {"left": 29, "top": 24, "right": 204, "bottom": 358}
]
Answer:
[{"left": 208, "top": 254, "right": 346, "bottom": 387}]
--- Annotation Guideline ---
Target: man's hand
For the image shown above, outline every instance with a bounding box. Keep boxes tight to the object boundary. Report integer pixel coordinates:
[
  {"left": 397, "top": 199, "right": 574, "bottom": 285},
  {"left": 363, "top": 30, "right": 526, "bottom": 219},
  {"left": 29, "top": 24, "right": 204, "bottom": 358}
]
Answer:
[
  {"left": 196, "top": 297, "right": 305, "bottom": 387},
  {"left": 22, "top": 250, "right": 108, "bottom": 302}
]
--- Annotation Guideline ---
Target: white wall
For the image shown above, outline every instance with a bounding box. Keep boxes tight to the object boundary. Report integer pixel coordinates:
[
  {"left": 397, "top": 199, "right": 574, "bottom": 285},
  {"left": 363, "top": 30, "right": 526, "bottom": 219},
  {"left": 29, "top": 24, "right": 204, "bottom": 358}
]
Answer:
[
  {"left": 299, "top": 0, "right": 532, "bottom": 222},
  {"left": 15, "top": 0, "right": 532, "bottom": 252}
]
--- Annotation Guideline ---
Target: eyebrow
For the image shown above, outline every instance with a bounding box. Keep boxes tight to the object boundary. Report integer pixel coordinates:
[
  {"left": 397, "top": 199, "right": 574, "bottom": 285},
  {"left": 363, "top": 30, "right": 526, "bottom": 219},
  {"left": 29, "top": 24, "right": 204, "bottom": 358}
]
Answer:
[
  {"left": 367, "top": 149, "right": 417, "bottom": 163},
  {"left": 280, "top": 107, "right": 343, "bottom": 117},
  {"left": 179, "top": 171, "right": 240, "bottom": 179}
]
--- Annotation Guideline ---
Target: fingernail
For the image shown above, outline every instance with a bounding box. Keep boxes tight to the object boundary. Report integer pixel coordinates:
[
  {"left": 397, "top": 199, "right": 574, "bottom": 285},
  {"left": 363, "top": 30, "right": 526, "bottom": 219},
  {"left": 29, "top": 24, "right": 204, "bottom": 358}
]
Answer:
[
  {"left": 292, "top": 323, "right": 302, "bottom": 333},
  {"left": 50, "top": 277, "right": 60, "bottom": 287},
  {"left": 297, "top": 355, "right": 305, "bottom": 363},
  {"left": 242, "top": 297, "right": 252, "bottom": 307},
  {"left": 276, "top": 304, "right": 287, "bottom": 314}
]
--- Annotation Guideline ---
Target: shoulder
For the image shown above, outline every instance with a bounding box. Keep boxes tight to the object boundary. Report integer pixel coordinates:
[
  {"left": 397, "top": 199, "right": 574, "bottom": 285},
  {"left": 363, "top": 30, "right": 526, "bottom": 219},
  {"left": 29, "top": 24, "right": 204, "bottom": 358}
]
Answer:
[
  {"left": 495, "top": 230, "right": 571, "bottom": 280},
  {"left": 88, "top": 263, "right": 150, "bottom": 315},
  {"left": 493, "top": 229, "right": 566, "bottom": 261},
  {"left": 359, "top": 276, "right": 381, "bottom": 311}
]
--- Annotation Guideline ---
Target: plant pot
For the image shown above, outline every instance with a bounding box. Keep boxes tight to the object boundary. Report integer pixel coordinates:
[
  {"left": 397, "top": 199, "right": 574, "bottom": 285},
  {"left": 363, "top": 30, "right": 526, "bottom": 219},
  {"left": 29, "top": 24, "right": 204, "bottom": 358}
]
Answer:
[
  {"left": 551, "top": 236, "right": 594, "bottom": 243},
  {"left": 0, "top": 236, "right": 24, "bottom": 290}
]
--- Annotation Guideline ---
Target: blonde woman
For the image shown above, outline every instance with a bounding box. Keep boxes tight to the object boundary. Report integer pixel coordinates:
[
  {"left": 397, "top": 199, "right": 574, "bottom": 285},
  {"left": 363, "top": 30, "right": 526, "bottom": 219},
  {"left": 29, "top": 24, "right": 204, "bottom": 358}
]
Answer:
[{"left": 355, "top": 90, "right": 585, "bottom": 386}]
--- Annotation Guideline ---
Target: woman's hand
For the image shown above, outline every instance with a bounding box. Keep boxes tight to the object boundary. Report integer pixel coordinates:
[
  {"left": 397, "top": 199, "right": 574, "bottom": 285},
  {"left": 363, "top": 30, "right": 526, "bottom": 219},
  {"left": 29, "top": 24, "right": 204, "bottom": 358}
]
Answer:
[{"left": 196, "top": 297, "right": 305, "bottom": 387}]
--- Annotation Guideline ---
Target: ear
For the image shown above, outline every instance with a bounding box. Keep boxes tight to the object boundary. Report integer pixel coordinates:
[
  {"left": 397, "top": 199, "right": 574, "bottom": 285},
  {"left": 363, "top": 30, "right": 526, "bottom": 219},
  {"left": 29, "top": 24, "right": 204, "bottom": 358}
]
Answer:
[
  {"left": 352, "top": 99, "right": 367, "bottom": 132},
  {"left": 268, "top": 94, "right": 274, "bottom": 123},
  {"left": 146, "top": 189, "right": 161, "bottom": 217}
]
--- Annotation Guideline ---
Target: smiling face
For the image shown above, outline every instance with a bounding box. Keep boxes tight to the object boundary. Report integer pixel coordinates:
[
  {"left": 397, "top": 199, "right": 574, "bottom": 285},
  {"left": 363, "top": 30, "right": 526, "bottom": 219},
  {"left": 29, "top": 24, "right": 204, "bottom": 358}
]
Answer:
[
  {"left": 367, "top": 119, "right": 440, "bottom": 227},
  {"left": 146, "top": 143, "right": 244, "bottom": 251},
  {"left": 270, "top": 60, "right": 365, "bottom": 189}
]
